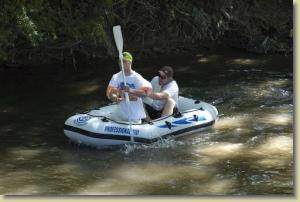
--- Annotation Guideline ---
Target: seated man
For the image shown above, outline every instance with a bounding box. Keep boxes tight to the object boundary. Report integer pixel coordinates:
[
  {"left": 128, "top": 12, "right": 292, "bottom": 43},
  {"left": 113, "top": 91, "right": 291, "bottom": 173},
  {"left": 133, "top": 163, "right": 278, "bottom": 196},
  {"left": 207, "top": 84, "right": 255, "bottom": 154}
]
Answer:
[
  {"left": 143, "top": 66, "right": 179, "bottom": 121},
  {"left": 106, "top": 52, "right": 152, "bottom": 122}
]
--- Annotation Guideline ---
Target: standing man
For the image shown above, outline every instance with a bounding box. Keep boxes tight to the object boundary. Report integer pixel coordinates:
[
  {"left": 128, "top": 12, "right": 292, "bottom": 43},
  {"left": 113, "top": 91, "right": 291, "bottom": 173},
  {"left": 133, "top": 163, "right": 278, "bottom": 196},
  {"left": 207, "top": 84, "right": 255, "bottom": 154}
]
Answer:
[
  {"left": 106, "top": 52, "right": 152, "bottom": 122},
  {"left": 144, "top": 66, "right": 179, "bottom": 120}
]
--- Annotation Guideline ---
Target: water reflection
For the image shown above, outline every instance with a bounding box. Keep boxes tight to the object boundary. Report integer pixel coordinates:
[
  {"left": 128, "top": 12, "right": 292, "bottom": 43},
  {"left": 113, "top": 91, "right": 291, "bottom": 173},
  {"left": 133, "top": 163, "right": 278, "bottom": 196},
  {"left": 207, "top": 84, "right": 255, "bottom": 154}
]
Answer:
[
  {"left": 7, "top": 147, "right": 43, "bottom": 160},
  {"left": 0, "top": 50, "right": 293, "bottom": 195},
  {"left": 249, "top": 136, "right": 292, "bottom": 162},
  {"left": 214, "top": 115, "right": 250, "bottom": 130},
  {"left": 78, "top": 162, "right": 229, "bottom": 195},
  {"left": 259, "top": 113, "right": 292, "bottom": 125},
  {"left": 225, "top": 58, "right": 267, "bottom": 66},
  {"left": 74, "top": 80, "right": 100, "bottom": 95},
  {"left": 191, "top": 142, "right": 245, "bottom": 165},
  {"left": 196, "top": 54, "right": 219, "bottom": 64}
]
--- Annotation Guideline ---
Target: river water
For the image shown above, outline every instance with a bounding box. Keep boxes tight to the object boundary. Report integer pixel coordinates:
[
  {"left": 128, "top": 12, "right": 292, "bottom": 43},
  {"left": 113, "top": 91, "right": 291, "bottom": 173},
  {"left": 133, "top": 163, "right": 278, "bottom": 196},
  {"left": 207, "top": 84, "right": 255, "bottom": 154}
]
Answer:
[{"left": 0, "top": 49, "right": 293, "bottom": 195}]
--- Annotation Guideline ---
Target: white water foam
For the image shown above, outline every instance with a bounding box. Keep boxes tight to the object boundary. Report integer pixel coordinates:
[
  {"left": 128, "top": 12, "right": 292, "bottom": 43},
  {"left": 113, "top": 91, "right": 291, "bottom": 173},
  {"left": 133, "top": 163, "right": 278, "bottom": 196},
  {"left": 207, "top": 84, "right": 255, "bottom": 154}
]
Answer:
[{"left": 121, "top": 137, "right": 185, "bottom": 154}]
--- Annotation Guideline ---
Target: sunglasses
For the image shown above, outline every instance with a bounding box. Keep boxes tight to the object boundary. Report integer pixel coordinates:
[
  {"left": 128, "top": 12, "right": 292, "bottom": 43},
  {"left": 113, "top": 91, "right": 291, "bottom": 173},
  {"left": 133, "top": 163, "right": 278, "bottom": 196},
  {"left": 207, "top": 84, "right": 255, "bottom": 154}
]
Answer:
[{"left": 158, "top": 71, "right": 167, "bottom": 79}]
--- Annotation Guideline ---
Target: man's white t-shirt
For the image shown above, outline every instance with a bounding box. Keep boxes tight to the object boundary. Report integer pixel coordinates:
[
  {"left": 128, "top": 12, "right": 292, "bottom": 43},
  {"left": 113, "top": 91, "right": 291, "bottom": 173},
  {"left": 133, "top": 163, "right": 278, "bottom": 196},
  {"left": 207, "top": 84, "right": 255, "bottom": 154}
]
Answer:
[
  {"left": 108, "top": 71, "right": 151, "bottom": 121},
  {"left": 144, "top": 76, "right": 179, "bottom": 111}
]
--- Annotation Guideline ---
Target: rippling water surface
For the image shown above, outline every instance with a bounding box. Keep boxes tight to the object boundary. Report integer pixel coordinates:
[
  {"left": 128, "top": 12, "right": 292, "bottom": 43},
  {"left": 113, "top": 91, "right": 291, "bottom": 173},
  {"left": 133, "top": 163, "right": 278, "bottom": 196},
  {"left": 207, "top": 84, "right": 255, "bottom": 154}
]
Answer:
[{"left": 0, "top": 49, "right": 293, "bottom": 195}]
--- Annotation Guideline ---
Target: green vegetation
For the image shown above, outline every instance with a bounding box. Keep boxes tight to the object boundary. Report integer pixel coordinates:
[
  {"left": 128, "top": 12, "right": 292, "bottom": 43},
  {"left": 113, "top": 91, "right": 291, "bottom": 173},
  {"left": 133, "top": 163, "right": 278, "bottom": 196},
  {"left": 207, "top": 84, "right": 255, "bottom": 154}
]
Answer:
[{"left": 0, "top": 0, "right": 292, "bottom": 67}]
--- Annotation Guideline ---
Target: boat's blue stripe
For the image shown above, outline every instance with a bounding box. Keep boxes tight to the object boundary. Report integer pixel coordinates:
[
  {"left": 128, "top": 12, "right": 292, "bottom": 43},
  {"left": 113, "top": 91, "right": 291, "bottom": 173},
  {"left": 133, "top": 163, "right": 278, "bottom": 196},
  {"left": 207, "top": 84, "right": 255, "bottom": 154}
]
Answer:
[
  {"left": 136, "top": 120, "right": 215, "bottom": 143},
  {"left": 63, "top": 120, "right": 215, "bottom": 144}
]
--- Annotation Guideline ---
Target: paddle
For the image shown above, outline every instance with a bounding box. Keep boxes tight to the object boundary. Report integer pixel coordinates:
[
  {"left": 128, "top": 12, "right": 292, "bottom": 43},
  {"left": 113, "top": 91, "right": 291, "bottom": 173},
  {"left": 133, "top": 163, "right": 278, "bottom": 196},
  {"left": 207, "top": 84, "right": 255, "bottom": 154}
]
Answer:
[
  {"left": 113, "top": 25, "right": 133, "bottom": 141},
  {"left": 113, "top": 25, "right": 130, "bottom": 103}
]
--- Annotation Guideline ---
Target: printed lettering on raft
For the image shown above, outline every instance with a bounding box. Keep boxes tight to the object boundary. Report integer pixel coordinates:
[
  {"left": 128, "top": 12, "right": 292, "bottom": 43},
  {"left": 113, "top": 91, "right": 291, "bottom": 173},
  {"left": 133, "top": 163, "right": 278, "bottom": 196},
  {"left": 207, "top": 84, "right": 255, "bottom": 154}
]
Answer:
[{"left": 104, "top": 126, "right": 139, "bottom": 136}]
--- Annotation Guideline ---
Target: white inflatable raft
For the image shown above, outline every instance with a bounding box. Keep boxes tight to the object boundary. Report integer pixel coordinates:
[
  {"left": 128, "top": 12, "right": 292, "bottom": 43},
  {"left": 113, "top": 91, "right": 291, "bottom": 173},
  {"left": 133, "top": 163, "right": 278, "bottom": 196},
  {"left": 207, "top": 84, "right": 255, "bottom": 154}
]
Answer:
[{"left": 64, "top": 96, "right": 218, "bottom": 147}]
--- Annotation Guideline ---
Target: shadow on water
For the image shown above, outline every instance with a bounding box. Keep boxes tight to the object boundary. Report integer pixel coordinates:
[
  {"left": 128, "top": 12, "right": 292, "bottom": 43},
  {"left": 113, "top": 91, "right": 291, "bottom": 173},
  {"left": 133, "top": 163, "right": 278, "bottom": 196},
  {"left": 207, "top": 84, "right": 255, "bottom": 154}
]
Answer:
[{"left": 0, "top": 49, "right": 293, "bottom": 195}]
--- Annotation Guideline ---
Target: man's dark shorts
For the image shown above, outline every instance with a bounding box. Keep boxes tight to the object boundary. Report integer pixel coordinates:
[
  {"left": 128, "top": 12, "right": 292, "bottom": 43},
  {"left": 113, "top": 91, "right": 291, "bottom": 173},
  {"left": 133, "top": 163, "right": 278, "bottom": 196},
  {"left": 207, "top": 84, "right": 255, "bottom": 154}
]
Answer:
[{"left": 144, "top": 103, "right": 178, "bottom": 120}]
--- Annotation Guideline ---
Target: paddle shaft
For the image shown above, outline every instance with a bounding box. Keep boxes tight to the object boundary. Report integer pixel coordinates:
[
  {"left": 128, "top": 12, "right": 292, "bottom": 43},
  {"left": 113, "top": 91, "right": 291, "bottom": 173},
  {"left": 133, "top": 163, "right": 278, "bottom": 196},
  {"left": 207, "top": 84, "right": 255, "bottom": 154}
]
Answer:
[
  {"left": 113, "top": 25, "right": 133, "bottom": 141},
  {"left": 113, "top": 25, "right": 130, "bottom": 103}
]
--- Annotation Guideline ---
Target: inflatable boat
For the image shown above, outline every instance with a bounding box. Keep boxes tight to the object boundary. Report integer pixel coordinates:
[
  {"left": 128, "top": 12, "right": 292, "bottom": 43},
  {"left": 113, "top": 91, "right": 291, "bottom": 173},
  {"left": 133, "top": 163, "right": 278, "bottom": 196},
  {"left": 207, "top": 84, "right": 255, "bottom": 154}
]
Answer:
[{"left": 63, "top": 96, "right": 218, "bottom": 147}]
